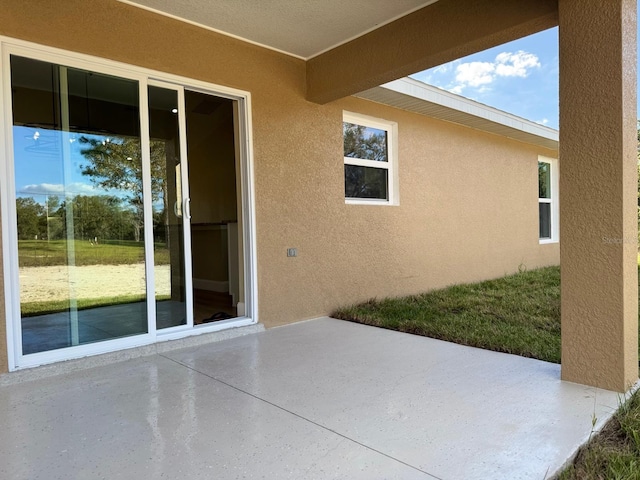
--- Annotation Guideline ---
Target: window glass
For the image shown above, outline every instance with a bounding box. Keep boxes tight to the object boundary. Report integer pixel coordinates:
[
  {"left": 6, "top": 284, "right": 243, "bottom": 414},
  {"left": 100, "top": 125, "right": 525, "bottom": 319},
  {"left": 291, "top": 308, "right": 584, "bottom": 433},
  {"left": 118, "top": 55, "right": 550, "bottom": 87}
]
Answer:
[
  {"left": 538, "top": 158, "right": 557, "bottom": 242},
  {"left": 538, "top": 162, "right": 551, "bottom": 199},
  {"left": 539, "top": 203, "right": 551, "bottom": 239},
  {"left": 344, "top": 165, "right": 388, "bottom": 199},
  {"left": 342, "top": 113, "right": 396, "bottom": 204},
  {"left": 343, "top": 122, "right": 388, "bottom": 162}
]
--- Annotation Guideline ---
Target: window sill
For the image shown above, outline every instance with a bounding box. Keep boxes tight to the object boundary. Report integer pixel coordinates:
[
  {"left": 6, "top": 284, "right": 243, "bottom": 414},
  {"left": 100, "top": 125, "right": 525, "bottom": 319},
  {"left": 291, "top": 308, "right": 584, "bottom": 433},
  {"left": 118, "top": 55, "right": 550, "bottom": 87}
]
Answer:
[
  {"left": 345, "top": 198, "right": 398, "bottom": 206},
  {"left": 539, "top": 238, "right": 559, "bottom": 245}
]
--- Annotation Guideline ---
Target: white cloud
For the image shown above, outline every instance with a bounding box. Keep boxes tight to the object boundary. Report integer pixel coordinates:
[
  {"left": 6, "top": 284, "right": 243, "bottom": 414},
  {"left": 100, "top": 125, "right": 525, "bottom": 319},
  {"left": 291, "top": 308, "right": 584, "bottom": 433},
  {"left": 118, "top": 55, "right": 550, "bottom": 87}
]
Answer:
[
  {"left": 455, "top": 61, "right": 495, "bottom": 87},
  {"left": 536, "top": 118, "right": 549, "bottom": 126},
  {"left": 441, "top": 50, "right": 540, "bottom": 95},
  {"left": 18, "top": 182, "right": 99, "bottom": 197},
  {"left": 494, "top": 51, "right": 541, "bottom": 78},
  {"left": 432, "top": 63, "right": 453, "bottom": 74}
]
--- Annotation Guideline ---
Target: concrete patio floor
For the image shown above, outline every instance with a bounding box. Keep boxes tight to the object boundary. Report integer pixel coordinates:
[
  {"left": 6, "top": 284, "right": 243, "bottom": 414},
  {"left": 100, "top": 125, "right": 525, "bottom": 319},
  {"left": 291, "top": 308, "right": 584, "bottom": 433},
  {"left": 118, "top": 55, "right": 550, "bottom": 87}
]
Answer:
[{"left": 0, "top": 317, "right": 624, "bottom": 479}]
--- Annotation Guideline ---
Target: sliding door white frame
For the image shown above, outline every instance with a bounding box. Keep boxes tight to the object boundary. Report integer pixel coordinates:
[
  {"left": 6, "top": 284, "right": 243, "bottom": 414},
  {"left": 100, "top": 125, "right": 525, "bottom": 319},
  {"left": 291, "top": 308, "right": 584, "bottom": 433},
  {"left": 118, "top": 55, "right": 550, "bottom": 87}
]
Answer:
[{"left": 0, "top": 36, "right": 258, "bottom": 371}]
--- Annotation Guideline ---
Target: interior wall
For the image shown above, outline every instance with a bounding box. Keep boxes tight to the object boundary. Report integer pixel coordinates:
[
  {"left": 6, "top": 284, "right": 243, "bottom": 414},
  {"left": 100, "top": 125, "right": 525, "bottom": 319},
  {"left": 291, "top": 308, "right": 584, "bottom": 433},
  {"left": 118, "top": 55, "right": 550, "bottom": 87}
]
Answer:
[
  {"left": 0, "top": 1, "right": 559, "bottom": 372},
  {"left": 186, "top": 96, "right": 237, "bottom": 285}
]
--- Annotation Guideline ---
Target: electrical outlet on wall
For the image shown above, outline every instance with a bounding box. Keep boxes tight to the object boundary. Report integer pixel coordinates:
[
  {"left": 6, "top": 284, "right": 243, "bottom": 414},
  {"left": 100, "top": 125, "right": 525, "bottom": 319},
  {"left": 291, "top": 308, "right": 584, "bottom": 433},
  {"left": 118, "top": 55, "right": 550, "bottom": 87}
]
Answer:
[{"left": 287, "top": 248, "right": 297, "bottom": 257}]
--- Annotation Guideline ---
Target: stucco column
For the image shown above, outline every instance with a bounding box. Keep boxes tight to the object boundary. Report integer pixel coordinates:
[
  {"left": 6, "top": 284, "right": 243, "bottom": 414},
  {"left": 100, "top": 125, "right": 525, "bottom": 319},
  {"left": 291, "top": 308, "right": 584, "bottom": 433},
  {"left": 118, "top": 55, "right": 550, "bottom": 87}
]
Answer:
[{"left": 558, "top": 0, "right": 638, "bottom": 392}]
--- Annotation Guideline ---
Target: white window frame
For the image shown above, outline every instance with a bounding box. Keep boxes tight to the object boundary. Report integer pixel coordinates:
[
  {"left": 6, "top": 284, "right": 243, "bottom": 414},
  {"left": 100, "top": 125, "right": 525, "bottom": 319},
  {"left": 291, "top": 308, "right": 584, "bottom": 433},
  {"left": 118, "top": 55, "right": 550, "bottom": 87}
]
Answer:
[
  {"left": 0, "top": 36, "right": 259, "bottom": 371},
  {"left": 538, "top": 155, "right": 559, "bottom": 244},
  {"left": 343, "top": 111, "right": 399, "bottom": 206}
]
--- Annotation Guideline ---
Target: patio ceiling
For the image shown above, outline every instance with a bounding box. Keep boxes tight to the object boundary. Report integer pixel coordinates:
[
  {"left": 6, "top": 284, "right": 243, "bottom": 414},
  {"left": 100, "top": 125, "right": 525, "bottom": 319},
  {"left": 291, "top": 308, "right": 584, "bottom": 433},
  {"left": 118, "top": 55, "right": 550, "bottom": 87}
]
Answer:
[
  {"left": 117, "top": 0, "right": 558, "bottom": 104},
  {"left": 118, "top": 0, "right": 439, "bottom": 60}
]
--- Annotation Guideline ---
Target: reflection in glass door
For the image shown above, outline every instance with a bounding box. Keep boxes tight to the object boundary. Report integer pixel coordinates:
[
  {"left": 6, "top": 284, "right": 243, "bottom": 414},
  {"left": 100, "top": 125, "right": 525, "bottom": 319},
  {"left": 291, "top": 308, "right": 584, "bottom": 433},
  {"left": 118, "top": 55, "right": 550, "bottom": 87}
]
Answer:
[
  {"left": 10, "top": 55, "right": 148, "bottom": 354},
  {"left": 4, "top": 48, "right": 253, "bottom": 368},
  {"left": 148, "top": 85, "right": 190, "bottom": 329}
]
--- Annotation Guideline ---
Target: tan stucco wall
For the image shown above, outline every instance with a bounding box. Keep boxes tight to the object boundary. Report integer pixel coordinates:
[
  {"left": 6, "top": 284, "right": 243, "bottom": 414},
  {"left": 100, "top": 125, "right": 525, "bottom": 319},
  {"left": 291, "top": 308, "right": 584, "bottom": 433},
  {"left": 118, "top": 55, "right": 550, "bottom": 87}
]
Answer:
[
  {"left": 0, "top": 0, "right": 558, "bottom": 371},
  {"left": 558, "top": 0, "right": 638, "bottom": 391},
  {"left": 257, "top": 95, "right": 558, "bottom": 325}
]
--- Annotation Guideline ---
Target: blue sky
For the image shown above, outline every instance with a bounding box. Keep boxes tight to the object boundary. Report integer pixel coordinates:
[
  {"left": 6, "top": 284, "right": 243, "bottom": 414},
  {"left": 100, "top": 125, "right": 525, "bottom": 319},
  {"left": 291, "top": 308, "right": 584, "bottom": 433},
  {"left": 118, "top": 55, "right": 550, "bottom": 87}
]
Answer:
[
  {"left": 13, "top": 126, "right": 120, "bottom": 201},
  {"left": 411, "top": 20, "right": 639, "bottom": 131}
]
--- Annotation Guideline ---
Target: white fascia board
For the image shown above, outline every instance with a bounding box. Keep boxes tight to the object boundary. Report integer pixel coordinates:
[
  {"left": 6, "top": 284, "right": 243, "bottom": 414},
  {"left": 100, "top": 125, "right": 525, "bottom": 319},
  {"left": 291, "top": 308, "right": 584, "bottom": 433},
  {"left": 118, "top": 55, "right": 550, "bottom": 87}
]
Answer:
[{"left": 358, "top": 77, "right": 558, "bottom": 150}]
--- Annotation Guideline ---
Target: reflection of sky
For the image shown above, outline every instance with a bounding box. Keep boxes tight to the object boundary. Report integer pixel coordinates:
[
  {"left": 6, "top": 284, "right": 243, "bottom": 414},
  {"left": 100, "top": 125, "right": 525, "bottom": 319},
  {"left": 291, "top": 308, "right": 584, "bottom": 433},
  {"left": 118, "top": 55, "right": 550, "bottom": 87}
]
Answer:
[
  {"left": 362, "top": 126, "right": 386, "bottom": 139},
  {"left": 344, "top": 122, "right": 386, "bottom": 141},
  {"left": 13, "top": 125, "right": 125, "bottom": 202}
]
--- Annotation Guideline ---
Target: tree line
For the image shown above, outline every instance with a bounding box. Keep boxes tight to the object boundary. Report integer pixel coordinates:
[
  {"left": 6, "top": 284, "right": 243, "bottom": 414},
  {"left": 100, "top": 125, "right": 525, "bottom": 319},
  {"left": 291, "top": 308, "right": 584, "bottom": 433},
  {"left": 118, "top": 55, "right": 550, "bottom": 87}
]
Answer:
[
  {"left": 17, "top": 134, "right": 171, "bottom": 244},
  {"left": 16, "top": 194, "right": 166, "bottom": 243}
]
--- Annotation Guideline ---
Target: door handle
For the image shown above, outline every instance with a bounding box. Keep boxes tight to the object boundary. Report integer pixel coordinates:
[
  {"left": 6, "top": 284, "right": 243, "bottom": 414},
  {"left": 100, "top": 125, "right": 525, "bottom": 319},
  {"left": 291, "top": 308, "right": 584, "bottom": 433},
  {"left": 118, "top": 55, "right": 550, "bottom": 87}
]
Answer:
[{"left": 184, "top": 198, "right": 191, "bottom": 220}]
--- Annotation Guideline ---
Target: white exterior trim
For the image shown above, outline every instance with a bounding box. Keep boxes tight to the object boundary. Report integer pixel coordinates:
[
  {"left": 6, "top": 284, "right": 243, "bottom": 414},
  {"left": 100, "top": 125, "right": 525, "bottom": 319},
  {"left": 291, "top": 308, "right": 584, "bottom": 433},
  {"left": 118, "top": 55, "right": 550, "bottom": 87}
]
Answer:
[
  {"left": 355, "top": 77, "right": 558, "bottom": 151},
  {"left": 538, "top": 155, "right": 559, "bottom": 244},
  {"left": 0, "top": 36, "right": 259, "bottom": 371}
]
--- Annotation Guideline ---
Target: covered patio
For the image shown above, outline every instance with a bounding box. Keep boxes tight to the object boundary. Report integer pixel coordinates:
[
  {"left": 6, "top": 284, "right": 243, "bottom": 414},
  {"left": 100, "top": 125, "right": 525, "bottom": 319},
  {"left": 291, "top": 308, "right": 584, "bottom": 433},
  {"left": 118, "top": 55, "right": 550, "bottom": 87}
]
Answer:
[{"left": 0, "top": 318, "right": 623, "bottom": 479}]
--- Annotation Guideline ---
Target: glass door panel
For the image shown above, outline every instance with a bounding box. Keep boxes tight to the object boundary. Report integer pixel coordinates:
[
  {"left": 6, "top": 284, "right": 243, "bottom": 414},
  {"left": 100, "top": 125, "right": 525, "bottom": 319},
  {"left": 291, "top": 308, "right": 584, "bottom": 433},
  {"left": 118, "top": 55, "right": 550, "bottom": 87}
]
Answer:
[
  {"left": 148, "top": 85, "right": 188, "bottom": 329},
  {"left": 10, "top": 55, "right": 148, "bottom": 354}
]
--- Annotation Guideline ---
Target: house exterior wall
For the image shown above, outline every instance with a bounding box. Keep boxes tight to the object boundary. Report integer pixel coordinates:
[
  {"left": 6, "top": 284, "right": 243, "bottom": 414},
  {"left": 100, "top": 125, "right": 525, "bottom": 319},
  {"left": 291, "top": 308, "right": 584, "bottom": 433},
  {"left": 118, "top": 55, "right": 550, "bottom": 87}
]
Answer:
[
  {"left": 0, "top": 0, "right": 558, "bottom": 373},
  {"left": 558, "top": 0, "right": 638, "bottom": 392}
]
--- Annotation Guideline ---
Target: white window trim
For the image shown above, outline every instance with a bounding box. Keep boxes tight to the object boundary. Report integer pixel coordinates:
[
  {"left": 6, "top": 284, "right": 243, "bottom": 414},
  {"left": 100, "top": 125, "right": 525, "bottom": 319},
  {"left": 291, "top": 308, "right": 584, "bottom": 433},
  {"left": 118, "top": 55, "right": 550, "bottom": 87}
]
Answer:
[
  {"left": 538, "top": 155, "right": 559, "bottom": 244},
  {"left": 0, "top": 36, "right": 259, "bottom": 371},
  {"left": 343, "top": 111, "right": 399, "bottom": 206}
]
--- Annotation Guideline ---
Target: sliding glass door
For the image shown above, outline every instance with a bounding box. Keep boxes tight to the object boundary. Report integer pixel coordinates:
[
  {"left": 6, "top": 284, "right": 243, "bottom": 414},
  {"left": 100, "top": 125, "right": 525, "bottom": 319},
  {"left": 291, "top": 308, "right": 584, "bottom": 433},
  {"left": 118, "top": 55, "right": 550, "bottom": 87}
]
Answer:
[
  {"left": 8, "top": 58, "right": 196, "bottom": 356},
  {"left": 10, "top": 56, "right": 149, "bottom": 354},
  {"left": 148, "top": 84, "right": 191, "bottom": 330},
  {"left": 1, "top": 42, "right": 254, "bottom": 370}
]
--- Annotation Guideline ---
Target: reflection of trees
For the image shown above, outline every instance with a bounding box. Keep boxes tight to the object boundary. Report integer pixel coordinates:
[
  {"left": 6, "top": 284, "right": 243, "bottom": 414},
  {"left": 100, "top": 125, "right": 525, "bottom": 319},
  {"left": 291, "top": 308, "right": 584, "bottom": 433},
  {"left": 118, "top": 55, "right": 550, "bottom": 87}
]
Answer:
[
  {"left": 63, "top": 195, "right": 134, "bottom": 241},
  {"left": 16, "top": 197, "right": 46, "bottom": 240},
  {"left": 343, "top": 123, "right": 388, "bottom": 198},
  {"left": 17, "top": 195, "right": 137, "bottom": 242},
  {"left": 78, "top": 136, "right": 168, "bottom": 242},
  {"left": 538, "top": 162, "right": 549, "bottom": 198},
  {"left": 344, "top": 123, "right": 387, "bottom": 161}
]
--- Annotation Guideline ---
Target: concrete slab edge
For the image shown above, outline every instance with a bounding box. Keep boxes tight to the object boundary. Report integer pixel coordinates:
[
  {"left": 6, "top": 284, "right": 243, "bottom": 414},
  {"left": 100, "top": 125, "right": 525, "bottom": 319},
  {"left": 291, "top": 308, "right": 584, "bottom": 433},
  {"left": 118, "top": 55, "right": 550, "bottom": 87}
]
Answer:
[
  {"left": 0, "top": 323, "right": 265, "bottom": 387},
  {"left": 547, "top": 379, "right": 640, "bottom": 479}
]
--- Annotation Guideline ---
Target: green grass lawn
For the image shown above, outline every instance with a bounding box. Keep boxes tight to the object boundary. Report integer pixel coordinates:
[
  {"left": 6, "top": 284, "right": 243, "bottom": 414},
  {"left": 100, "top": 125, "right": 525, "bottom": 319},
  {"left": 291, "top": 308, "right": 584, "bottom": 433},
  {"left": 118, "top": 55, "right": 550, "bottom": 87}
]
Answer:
[
  {"left": 18, "top": 239, "right": 169, "bottom": 267},
  {"left": 333, "top": 265, "right": 563, "bottom": 363},
  {"left": 332, "top": 265, "right": 640, "bottom": 478}
]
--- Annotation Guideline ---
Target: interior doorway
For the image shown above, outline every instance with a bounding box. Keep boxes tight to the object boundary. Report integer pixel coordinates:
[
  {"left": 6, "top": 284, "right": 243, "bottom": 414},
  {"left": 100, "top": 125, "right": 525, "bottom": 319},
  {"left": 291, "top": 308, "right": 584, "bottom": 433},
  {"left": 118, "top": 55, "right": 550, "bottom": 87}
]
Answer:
[{"left": 184, "top": 90, "right": 244, "bottom": 325}]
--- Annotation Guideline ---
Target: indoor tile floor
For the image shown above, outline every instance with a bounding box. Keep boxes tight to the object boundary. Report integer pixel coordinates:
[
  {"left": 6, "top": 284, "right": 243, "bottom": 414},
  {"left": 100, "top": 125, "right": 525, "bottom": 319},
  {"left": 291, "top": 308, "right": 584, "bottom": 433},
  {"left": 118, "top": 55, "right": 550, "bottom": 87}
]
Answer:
[{"left": 0, "top": 317, "right": 624, "bottom": 479}]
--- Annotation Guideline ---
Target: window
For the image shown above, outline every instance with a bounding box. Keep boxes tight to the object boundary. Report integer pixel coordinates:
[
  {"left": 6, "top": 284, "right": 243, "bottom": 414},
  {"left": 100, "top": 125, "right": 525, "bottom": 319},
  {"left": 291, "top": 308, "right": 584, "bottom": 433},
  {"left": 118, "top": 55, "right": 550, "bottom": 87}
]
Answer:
[
  {"left": 538, "top": 156, "right": 559, "bottom": 242},
  {"left": 343, "top": 112, "right": 398, "bottom": 205}
]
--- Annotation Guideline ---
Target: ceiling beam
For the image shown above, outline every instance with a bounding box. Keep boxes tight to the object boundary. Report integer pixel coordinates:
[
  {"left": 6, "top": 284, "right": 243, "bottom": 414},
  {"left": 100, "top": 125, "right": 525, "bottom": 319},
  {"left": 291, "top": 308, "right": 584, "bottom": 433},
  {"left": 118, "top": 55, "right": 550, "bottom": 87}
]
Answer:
[{"left": 306, "top": 0, "right": 558, "bottom": 104}]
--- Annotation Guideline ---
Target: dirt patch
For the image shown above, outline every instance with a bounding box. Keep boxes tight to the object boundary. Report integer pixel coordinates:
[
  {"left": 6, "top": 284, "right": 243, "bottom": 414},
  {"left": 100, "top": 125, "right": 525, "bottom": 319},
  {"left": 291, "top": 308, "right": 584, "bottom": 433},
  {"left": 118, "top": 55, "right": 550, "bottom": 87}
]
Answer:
[{"left": 19, "top": 264, "right": 171, "bottom": 303}]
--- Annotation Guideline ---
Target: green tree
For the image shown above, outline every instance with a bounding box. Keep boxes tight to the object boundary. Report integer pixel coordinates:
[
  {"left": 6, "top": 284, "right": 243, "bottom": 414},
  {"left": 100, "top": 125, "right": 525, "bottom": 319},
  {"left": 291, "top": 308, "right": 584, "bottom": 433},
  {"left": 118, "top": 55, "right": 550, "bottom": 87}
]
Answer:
[
  {"left": 44, "top": 195, "right": 64, "bottom": 240},
  {"left": 16, "top": 197, "right": 45, "bottom": 240},
  {"left": 78, "top": 136, "right": 169, "bottom": 242},
  {"left": 343, "top": 123, "right": 387, "bottom": 161}
]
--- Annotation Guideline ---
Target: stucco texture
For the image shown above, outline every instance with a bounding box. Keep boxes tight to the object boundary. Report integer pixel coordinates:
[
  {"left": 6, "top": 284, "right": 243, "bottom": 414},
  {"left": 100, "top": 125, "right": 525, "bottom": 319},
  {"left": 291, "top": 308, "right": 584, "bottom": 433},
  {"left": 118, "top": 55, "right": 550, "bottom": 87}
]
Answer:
[
  {"left": 558, "top": 0, "right": 638, "bottom": 391},
  {"left": 0, "top": 0, "right": 558, "bottom": 372}
]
